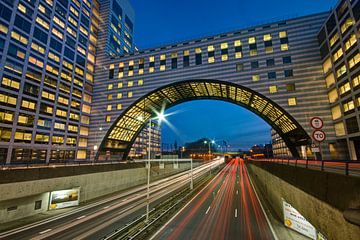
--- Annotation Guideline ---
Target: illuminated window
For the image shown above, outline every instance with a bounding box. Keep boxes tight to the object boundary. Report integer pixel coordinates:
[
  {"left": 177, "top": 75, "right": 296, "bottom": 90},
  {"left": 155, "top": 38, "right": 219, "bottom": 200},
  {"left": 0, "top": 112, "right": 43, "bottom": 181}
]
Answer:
[
  {"left": 0, "top": 23, "right": 8, "bottom": 34},
  {"left": 325, "top": 73, "right": 335, "bottom": 88},
  {"left": 353, "top": 74, "right": 360, "bottom": 88},
  {"left": 279, "top": 31, "right": 287, "bottom": 38},
  {"left": 128, "top": 92, "right": 133, "bottom": 98},
  {"left": 195, "top": 48, "right": 202, "bottom": 65},
  {"left": 79, "top": 138, "right": 87, "bottom": 147},
  {"left": 54, "top": 122, "right": 65, "bottom": 130},
  {"left": 36, "top": 17, "right": 49, "bottom": 30},
  {"left": 2, "top": 76, "right": 20, "bottom": 89},
  {"left": 42, "top": 91, "right": 55, "bottom": 101},
  {"left": 107, "top": 94, "right": 113, "bottom": 100},
  {"left": 128, "top": 81, "right": 133, "bottom": 87},
  {"left": 139, "top": 58, "right": 145, "bottom": 74},
  {"left": 106, "top": 115, "right": 111, "bottom": 122},
  {"left": 107, "top": 105, "right": 112, "bottom": 111},
  {"left": 108, "top": 84, "right": 113, "bottom": 90},
  {"left": 117, "top": 93, "right": 122, "bottom": 99},
  {"left": 149, "top": 56, "right": 155, "bottom": 73},
  {"left": 327, "top": 88, "right": 338, "bottom": 103},
  {"left": 334, "top": 122, "right": 345, "bottom": 136},
  {"left": 221, "top": 43, "right": 228, "bottom": 61},
  {"left": 248, "top": 37, "right": 256, "bottom": 44},
  {"left": 234, "top": 40, "right": 242, "bottom": 59},
  {"left": 160, "top": 54, "right": 166, "bottom": 71},
  {"left": 252, "top": 75, "right": 260, "bottom": 82},
  {"left": 263, "top": 34, "right": 272, "bottom": 41},
  {"left": 117, "top": 104, "right": 122, "bottom": 110},
  {"left": 21, "top": 99, "right": 36, "bottom": 110},
  {"left": 208, "top": 45, "right": 215, "bottom": 63},
  {"left": 80, "top": 127, "right": 89, "bottom": 136},
  {"left": 138, "top": 79, "right": 143, "bottom": 85},
  {"left": 288, "top": 98, "right": 297, "bottom": 106},
  {"left": 31, "top": 42, "right": 45, "bottom": 54},
  {"left": 118, "top": 82, "right": 123, "bottom": 88},
  {"left": 343, "top": 100, "right": 355, "bottom": 112},
  {"left": 336, "top": 64, "right": 347, "bottom": 78},
  {"left": 322, "top": 57, "right": 332, "bottom": 74},
  {"left": 269, "top": 85, "right": 278, "bottom": 93},
  {"left": 331, "top": 105, "right": 341, "bottom": 120},
  {"left": 53, "top": 16, "right": 65, "bottom": 28},
  {"left": 118, "top": 62, "right": 124, "bottom": 78},
  {"left": 11, "top": 31, "right": 28, "bottom": 45},
  {"left": 340, "top": 17, "right": 354, "bottom": 33},
  {"left": 281, "top": 44, "right": 289, "bottom": 51},
  {"left": 344, "top": 33, "right": 357, "bottom": 51},
  {"left": 348, "top": 53, "right": 360, "bottom": 69},
  {"left": 0, "top": 111, "right": 13, "bottom": 123},
  {"left": 82, "top": 104, "right": 91, "bottom": 114},
  {"left": 332, "top": 47, "right": 343, "bottom": 62},
  {"left": 17, "top": 3, "right": 27, "bottom": 14},
  {"left": 339, "top": 81, "right": 351, "bottom": 95},
  {"left": 329, "top": 32, "right": 339, "bottom": 47}
]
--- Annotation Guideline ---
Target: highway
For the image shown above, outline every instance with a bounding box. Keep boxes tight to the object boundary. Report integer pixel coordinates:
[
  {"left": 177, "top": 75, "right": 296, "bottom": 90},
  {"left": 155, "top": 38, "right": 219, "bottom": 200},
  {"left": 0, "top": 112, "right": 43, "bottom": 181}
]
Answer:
[
  {"left": 0, "top": 159, "right": 222, "bottom": 240},
  {"left": 152, "top": 158, "right": 276, "bottom": 240}
]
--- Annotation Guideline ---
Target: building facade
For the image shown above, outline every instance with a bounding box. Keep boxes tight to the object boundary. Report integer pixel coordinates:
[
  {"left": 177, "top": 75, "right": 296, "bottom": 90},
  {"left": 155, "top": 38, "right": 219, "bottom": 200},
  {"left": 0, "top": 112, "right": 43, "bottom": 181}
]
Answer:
[
  {"left": 317, "top": 0, "right": 360, "bottom": 160},
  {"left": 0, "top": 0, "right": 358, "bottom": 164}
]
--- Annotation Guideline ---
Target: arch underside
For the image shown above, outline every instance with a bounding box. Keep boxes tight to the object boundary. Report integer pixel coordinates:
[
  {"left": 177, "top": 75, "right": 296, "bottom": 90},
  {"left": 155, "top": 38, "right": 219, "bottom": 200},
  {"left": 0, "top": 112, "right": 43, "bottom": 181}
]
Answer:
[{"left": 96, "top": 80, "right": 310, "bottom": 160}]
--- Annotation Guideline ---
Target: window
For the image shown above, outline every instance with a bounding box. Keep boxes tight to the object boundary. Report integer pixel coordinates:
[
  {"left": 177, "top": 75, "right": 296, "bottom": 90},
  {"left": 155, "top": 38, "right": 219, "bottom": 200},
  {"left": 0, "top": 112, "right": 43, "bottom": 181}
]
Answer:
[
  {"left": 348, "top": 53, "right": 360, "bottom": 69},
  {"left": 344, "top": 33, "right": 357, "bottom": 51},
  {"left": 328, "top": 88, "right": 338, "bottom": 103},
  {"left": 36, "top": 17, "right": 49, "bottom": 30},
  {"left": 160, "top": 54, "right": 166, "bottom": 71},
  {"left": 268, "top": 72, "right": 276, "bottom": 79},
  {"left": 117, "top": 93, "right": 122, "bottom": 99},
  {"left": 266, "top": 59, "right": 275, "bottom": 67},
  {"left": 269, "top": 85, "right": 277, "bottom": 93},
  {"left": 221, "top": 42, "right": 228, "bottom": 61},
  {"left": 128, "top": 61, "right": 134, "bottom": 76},
  {"left": 128, "top": 81, "right": 133, "bottom": 87},
  {"left": 286, "top": 84, "right": 295, "bottom": 92},
  {"left": 325, "top": 73, "right": 335, "bottom": 88},
  {"left": 288, "top": 98, "right": 297, "bottom": 106},
  {"left": 334, "top": 122, "right": 345, "bottom": 136},
  {"left": 21, "top": 99, "right": 36, "bottom": 110},
  {"left": 283, "top": 56, "right": 292, "bottom": 64},
  {"left": 339, "top": 82, "right": 351, "bottom": 95},
  {"left": 195, "top": 48, "right": 202, "bottom": 65},
  {"left": 284, "top": 69, "right": 293, "bottom": 77},
  {"left": 138, "top": 79, "right": 143, "bottom": 86},
  {"left": 322, "top": 57, "right": 332, "bottom": 74},
  {"left": 252, "top": 75, "right": 260, "bottom": 82},
  {"left": 353, "top": 74, "right": 360, "bottom": 88},
  {"left": 128, "top": 91, "right": 133, "bottom": 98},
  {"left": 279, "top": 31, "right": 287, "bottom": 38},
  {"left": 183, "top": 50, "right": 190, "bottom": 67},
  {"left": 331, "top": 105, "right": 342, "bottom": 120},
  {"left": 108, "top": 84, "right": 113, "bottom": 90},
  {"left": 234, "top": 40, "right": 242, "bottom": 59},
  {"left": 107, "top": 94, "right": 112, "bottom": 100},
  {"left": 336, "top": 64, "right": 347, "bottom": 78},
  {"left": 343, "top": 100, "right": 355, "bottom": 112},
  {"left": 106, "top": 115, "right": 111, "bottom": 122},
  {"left": 236, "top": 63, "right": 244, "bottom": 72},
  {"left": 208, "top": 45, "right": 215, "bottom": 63},
  {"left": 251, "top": 61, "right": 259, "bottom": 69},
  {"left": 117, "top": 104, "right": 122, "bottom": 110},
  {"left": 107, "top": 105, "right": 112, "bottom": 111},
  {"left": 248, "top": 37, "right": 256, "bottom": 44},
  {"left": 329, "top": 32, "right": 339, "bottom": 47},
  {"left": 171, "top": 52, "right": 177, "bottom": 69},
  {"left": 340, "top": 17, "right": 354, "bottom": 34}
]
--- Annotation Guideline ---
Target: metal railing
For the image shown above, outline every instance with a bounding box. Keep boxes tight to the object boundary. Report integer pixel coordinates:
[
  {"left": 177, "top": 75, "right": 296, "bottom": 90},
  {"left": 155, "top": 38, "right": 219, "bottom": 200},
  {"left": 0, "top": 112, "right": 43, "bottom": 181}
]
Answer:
[{"left": 247, "top": 158, "right": 360, "bottom": 177}]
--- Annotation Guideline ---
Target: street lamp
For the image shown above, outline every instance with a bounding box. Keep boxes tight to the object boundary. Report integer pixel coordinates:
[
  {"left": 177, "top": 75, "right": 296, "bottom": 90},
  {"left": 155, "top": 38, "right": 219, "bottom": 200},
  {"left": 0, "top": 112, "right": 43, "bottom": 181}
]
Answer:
[
  {"left": 204, "top": 140, "right": 215, "bottom": 161},
  {"left": 146, "top": 111, "right": 165, "bottom": 223}
]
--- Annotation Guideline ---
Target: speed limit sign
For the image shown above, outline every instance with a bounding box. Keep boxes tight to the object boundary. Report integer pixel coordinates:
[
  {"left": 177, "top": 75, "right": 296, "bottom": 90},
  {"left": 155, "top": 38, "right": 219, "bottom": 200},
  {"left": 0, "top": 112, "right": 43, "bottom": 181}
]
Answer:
[
  {"left": 310, "top": 117, "right": 323, "bottom": 129},
  {"left": 312, "top": 130, "right": 326, "bottom": 142}
]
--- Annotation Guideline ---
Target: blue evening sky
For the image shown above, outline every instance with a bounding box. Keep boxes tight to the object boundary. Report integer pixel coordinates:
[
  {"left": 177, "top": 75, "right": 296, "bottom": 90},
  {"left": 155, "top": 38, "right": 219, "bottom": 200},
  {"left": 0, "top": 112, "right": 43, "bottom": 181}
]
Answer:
[{"left": 130, "top": 0, "right": 337, "bottom": 150}]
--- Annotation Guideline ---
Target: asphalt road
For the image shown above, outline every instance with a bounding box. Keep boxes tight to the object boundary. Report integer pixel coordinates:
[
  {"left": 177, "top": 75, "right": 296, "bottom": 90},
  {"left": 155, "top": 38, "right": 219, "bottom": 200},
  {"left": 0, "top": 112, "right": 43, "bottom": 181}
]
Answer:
[
  {"left": 152, "top": 158, "right": 276, "bottom": 240},
  {"left": 0, "top": 159, "right": 222, "bottom": 240}
]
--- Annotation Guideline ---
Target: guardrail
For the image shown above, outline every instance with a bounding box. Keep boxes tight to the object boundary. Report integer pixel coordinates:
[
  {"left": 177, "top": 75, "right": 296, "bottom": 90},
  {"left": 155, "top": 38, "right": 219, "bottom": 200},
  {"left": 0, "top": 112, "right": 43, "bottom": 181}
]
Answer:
[{"left": 246, "top": 158, "right": 360, "bottom": 177}]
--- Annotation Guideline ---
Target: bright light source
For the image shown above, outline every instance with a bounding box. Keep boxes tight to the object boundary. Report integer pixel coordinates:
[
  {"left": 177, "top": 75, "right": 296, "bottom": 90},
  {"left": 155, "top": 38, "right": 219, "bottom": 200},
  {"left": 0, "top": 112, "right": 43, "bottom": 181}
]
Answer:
[
  {"left": 204, "top": 140, "right": 208, "bottom": 144},
  {"left": 94, "top": 145, "right": 98, "bottom": 151},
  {"left": 211, "top": 140, "right": 215, "bottom": 144},
  {"left": 136, "top": 116, "right": 144, "bottom": 121},
  {"left": 157, "top": 111, "right": 165, "bottom": 123}
]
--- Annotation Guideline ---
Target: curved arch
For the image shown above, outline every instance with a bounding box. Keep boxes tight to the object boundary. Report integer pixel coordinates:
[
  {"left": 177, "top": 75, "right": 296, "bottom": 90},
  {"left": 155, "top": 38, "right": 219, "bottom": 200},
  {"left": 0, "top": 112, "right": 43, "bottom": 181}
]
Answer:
[{"left": 96, "top": 79, "right": 311, "bottom": 160}]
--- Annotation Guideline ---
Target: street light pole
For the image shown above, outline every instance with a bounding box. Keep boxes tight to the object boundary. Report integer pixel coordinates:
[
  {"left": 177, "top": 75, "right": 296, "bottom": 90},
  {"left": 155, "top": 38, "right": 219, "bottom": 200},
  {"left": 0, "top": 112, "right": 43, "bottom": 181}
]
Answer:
[
  {"left": 146, "top": 118, "right": 151, "bottom": 223},
  {"left": 190, "top": 158, "right": 193, "bottom": 190}
]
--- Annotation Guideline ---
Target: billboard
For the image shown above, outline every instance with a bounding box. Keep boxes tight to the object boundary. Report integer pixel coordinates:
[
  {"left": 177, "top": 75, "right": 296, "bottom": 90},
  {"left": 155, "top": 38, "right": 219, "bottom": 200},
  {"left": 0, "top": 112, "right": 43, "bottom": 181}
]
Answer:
[
  {"left": 283, "top": 200, "right": 317, "bottom": 239},
  {"left": 49, "top": 188, "right": 80, "bottom": 210}
]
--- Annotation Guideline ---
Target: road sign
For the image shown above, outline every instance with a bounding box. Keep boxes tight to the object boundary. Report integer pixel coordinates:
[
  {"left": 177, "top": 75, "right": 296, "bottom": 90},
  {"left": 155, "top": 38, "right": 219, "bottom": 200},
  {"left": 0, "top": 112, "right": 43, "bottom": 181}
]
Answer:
[
  {"left": 312, "top": 130, "right": 326, "bottom": 142},
  {"left": 311, "top": 147, "right": 320, "bottom": 153},
  {"left": 310, "top": 117, "right": 323, "bottom": 129}
]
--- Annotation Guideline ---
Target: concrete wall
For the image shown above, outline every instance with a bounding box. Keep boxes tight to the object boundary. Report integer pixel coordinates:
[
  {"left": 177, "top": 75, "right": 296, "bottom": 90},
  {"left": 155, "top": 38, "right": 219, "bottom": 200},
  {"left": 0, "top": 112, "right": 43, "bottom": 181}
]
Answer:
[
  {"left": 0, "top": 162, "right": 195, "bottom": 224},
  {"left": 247, "top": 162, "right": 360, "bottom": 240}
]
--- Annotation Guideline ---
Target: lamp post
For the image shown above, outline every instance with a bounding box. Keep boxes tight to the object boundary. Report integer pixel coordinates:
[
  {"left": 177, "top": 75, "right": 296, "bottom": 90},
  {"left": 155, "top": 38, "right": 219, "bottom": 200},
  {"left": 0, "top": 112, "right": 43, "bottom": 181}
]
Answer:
[
  {"left": 146, "top": 111, "right": 165, "bottom": 223},
  {"left": 204, "top": 140, "right": 215, "bottom": 161}
]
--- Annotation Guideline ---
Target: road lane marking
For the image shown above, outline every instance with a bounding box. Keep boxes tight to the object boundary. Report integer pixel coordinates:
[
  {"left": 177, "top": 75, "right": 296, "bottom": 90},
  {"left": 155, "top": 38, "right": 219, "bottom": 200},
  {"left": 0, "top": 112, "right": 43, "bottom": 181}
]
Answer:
[
  {"left": 103, "top": 206, "right": 110, "bottom": 209},
  {"left": 76, "top": 215, "right": 86, "bottom": 220},
  {"left": 235, "top": 209, "right": 238, "bottom": 218},
  {"left": 39, "top": 229, "right": 52, "bottom": 235},
  {"left": 236, "top": 190, "right": 238, "bottom": 195},
  {"left": 205, "top": 206, "right": 211, "bottom": 215}
]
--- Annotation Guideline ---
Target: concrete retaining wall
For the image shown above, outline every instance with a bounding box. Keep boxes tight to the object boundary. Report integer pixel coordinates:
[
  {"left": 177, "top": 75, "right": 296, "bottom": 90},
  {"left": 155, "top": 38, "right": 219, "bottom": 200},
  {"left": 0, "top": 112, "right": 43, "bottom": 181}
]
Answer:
[
  {"left": 247, "top": 162, "right": 360, "bottom": 240},
  {"left": 0, "top": 162, "right": 195, "bottom": 224}
]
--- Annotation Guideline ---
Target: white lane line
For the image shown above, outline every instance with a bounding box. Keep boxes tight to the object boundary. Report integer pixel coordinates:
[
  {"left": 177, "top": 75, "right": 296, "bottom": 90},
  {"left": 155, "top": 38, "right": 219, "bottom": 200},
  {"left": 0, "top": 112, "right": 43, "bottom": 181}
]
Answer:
[
  {"left": 103, "top": 206, "right": 109, "bottom": 209},
  {"left": 121, "top": 198, "right": 128, "bottom": 202},
  {"left": 39, "top": 229, "right": 52, "bottom": 235},
  {"left": 235, "top": 209, "right": 238, "bottom": 218},
  {"left": 76, "top": 215, "right": 86, "bottom": 220},
  {"left": 236, "top": 190, "right": 238, "bottom": 195},
  {"left": 205, "top": 206, "right": 211, "bottom": 215}
]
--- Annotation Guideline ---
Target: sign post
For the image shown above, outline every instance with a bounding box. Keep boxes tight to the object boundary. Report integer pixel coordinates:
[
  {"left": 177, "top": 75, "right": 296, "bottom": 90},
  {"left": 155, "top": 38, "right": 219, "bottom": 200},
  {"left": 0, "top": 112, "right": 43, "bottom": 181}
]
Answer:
[{"left": 310, "top": 117, "right": 325, "bottom": 160}]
